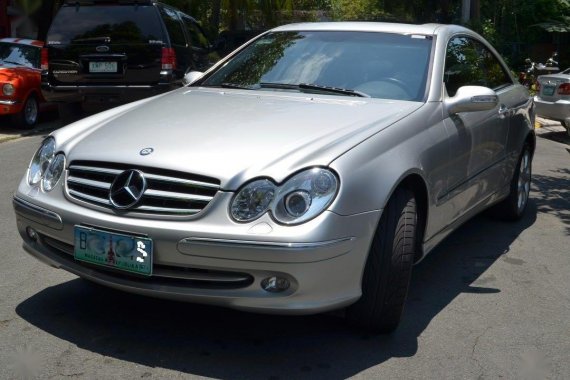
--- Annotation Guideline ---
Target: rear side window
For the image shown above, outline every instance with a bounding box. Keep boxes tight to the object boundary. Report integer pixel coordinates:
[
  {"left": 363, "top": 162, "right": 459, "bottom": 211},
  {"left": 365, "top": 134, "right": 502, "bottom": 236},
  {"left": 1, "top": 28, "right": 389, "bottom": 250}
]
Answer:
[
  {"left": 158, "top": 6, "right": 186, "bottom": 46},
  {"left": 47, "top": 5, "right": 164, "bottom": 44},
  {"left": 181, "top": 16, "right": 209, "bottom": 50}
]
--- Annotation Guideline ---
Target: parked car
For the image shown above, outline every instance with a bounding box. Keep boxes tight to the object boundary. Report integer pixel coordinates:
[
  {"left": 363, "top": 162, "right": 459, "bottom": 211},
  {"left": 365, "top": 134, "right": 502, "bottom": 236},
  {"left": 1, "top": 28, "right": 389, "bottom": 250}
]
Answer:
[
  {"left": 0, "top": 38, "right": 46, "bottom": 127},
  {"left": 41, "top": 0, "right": 216, "bottom": 118},
  {"left": 535, "top": 68, "right": 570, "bottom": 136},
  {"left": 14, "top": 22, "right": 534, "bottom": 333}
]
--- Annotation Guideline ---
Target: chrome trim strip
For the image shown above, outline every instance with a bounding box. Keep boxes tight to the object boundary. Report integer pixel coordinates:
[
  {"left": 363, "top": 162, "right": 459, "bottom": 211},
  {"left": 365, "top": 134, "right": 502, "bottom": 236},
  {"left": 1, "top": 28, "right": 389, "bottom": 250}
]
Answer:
[
  {"left": 68, "top": 176, "right": 111, "bottom": 190},
  {"left": 0, "top": 99, "right": 18, "bottom": 105},
  {"left": 182, "top": 237, "right": 355, "bottom": 249},
  {"left": 69, "top": 189, "right": 111, "bottom": 206},
  {"left": 144, "top": 173, "right": 220, "bottom": 189},
  {"left": 13, "top": 196, "right": 63, "bottom": 230},
  {"left": 69, "top": 165, "right": 122, "bottom": 175},
  {"left": 135, "top": 205, "right": 201, "bottom": 214},
  {"left": 144, "top": 189, "right": 213, "bottom": 202}
]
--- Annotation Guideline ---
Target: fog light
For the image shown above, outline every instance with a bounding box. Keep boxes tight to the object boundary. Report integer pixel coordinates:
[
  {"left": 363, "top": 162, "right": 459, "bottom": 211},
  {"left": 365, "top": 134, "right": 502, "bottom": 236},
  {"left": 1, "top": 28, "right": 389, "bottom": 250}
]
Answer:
[
  {"left": 261, "top": 276, "right": 290, "bottom": 293},
  {"left": 26, "top": 227, "right": 38, "bottom": 241}
]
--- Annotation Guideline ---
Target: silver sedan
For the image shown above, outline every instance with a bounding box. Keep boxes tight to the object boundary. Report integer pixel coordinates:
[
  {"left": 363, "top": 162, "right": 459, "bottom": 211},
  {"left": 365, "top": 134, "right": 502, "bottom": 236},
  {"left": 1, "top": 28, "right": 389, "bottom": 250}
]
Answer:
[
  {"left": 13, "top": 22, "right": 534, "bottom": 333},
  {"left": 535, "top": 68, "right": 570, "bottom": 136}
]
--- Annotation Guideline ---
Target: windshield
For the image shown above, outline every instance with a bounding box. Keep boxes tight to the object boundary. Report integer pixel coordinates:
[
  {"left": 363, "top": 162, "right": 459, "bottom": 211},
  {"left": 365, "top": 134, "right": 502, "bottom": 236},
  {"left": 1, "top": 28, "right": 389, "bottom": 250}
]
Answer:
[
  {"left": 48, "top": 5, "right": 164, "bottom": 44},
  {"left": 0, "top": 43, "right": 40, "bottom": 68},
  {"left": 201, "top": 31, "right": 433, "bottom": 101}
]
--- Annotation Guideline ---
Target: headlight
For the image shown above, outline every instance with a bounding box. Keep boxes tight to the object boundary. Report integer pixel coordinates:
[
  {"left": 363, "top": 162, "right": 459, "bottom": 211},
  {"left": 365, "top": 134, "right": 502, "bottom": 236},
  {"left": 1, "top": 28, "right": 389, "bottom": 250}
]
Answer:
[
  {"left": 42, "top": 153, "right": 66, "bottom": 192},
  {"left": 28, "top": 137, "right": 56, "bottom": 186},
  {"left": 230, "top": 179, "right": 276, "bottom": 222},
  {"left": 230, "top": 168, "right": 339, "bottom": 225},
  {"left": 272, "top": 168, "right": 338, "bottom": 224},
  {"left": 2, "top": 83, "right": 15, "bottom": 96}
]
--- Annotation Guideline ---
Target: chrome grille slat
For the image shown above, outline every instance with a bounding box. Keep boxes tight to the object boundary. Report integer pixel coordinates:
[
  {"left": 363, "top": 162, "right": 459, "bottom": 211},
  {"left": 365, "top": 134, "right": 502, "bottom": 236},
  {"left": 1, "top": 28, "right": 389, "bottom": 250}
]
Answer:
[
  {"left": 135, "top": 206, "right": 202, "bottom": 214},
  {"left": 68, "top": 176, "right": 111, "bottom": 190},
  {"left": 144, "top": 189, "right": 214, "bottom": 202},
  {"left": 69, "top": 165, "right": 122, "bottom": 175},
  {"left": 66, "top": 161, "right": 220, "bottom": 216},
  {"left": 69, "top": 189, "right": 111, "bottom": 205},
  {"left": 144, "top": 173, "right": 220, "bottom": 189}
]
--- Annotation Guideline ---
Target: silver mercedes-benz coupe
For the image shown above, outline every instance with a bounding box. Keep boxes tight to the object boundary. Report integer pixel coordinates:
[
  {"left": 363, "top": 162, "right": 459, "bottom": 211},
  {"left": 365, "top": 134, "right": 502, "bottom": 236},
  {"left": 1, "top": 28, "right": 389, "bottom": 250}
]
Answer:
[{"left": 13, "top": 22, "right": 534, "bottom": 333}]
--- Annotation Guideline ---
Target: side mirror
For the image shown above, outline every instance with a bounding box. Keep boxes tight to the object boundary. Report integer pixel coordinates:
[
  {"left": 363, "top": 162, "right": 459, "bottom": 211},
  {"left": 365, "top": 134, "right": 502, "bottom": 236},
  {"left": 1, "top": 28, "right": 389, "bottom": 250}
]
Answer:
[
  {"left": 445, "top": 86, "right": 498, "bottom": 115},
  {"left": 183, "top": 71, "right": 204, "bottom": 86}
]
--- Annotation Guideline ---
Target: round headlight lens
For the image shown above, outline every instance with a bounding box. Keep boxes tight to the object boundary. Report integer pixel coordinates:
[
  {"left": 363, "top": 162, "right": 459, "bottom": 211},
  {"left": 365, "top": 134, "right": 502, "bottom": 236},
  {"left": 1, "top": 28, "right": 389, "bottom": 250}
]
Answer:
[
  {"left": 273, "top": 168, "right": 338, "bottom": 225},
  {"left": 42, "top": 153, "right": 66, "bottom": 192},
  {"left": 230, "top": 179, "right": 276, "bottom": 222},
  {"left": 2, "top": 83, "right": 15, "bottom": 96},
  {"left": 284, "top": 190, "right": 312, "bottom": 217},
  {"left": 28, "top": 138, "right": 56, "bottom": 185}
]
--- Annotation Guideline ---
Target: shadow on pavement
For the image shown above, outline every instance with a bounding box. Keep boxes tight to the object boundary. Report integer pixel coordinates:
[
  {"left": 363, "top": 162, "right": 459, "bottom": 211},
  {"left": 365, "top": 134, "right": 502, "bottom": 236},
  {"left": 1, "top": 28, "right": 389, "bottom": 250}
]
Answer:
[
  {"left": 16, "top": 203, "right": 537, "bottom": 379},
  {"left": 0, "top": 110, "right": 61, "bottom": 140},
  {"left": 537, "top": 129, "right": 570, "bottom": 145},
  {"left": 533, "top": 168, "right": 570, "bottom": 235}
]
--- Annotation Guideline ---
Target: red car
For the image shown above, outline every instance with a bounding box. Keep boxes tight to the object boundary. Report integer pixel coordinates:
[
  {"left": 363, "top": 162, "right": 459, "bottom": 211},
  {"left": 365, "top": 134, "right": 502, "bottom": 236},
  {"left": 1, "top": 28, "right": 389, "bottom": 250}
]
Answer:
[{"left": 0, "top": 38, "right": 46, "bottom": 128}]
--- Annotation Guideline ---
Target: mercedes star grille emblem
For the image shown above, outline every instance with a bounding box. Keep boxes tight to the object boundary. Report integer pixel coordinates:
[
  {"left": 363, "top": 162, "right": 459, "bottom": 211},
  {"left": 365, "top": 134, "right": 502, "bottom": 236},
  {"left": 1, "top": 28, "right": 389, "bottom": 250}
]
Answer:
[{"left": 109, "top": 170, "right": 147, "bottom": 210}]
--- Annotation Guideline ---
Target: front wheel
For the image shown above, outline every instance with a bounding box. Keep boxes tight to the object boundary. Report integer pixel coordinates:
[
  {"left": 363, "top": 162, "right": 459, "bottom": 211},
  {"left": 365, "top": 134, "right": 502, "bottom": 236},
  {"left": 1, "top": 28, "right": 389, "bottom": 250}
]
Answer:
[
  {"left": 13, "top": 95, "right": 38, "bottom": 129},
  {"left": 346, "top": 188, "right": 417, "bottom": 334}
]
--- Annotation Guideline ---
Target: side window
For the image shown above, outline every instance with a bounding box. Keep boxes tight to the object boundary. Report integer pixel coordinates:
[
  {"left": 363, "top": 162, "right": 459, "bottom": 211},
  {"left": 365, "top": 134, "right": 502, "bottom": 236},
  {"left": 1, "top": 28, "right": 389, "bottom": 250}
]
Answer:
[
  {"left": 159, "top": 6, "right": 186, "bottom": 46},
  {"left": 181, "top": 16, "right": 209, "bottom": 50},
  {"left": 444, "top": 37, "right": 512, "bottom": 96}
]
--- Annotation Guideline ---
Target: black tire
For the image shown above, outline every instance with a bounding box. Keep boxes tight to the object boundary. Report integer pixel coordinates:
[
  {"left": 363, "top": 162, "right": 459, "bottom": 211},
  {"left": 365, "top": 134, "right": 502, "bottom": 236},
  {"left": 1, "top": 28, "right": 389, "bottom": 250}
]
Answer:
[
  {"left": 490, "top": 144, "right": 532, "bottom": 221},
  {"left": 346, "top": 188, "right": 417, "bottom": 334},
  {"left": 12, "top": 95, "right": 39, "bottom": 129},
  {"left": 58, "top": 102, "right": 83, "bottom": 124}
]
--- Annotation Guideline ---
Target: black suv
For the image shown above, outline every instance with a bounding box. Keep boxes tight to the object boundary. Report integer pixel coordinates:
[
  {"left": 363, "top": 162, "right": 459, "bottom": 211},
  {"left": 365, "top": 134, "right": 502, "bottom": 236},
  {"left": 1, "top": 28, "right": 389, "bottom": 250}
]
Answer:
[{"left": 42, "top": 0, "right": 215, "bottom": 114}]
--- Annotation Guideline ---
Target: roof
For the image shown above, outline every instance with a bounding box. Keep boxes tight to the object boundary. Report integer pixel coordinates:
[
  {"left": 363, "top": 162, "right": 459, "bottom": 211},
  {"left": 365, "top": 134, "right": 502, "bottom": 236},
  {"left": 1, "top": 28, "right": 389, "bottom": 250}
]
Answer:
[
  {"left": 271, "top": 22, "right": 465, "bottom": 36},
  {"left": 0, "top": 38, "right": 44, "bottom": 47}
]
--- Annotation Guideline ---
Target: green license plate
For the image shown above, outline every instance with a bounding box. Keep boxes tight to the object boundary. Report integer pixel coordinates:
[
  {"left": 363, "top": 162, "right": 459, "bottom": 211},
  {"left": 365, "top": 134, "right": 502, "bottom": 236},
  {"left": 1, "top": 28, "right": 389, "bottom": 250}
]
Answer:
[
  {"left": 542, "top": 85, "right": 555, "bottom": 96},
  {"left": 74, "top": 226, "right": 153, "bottom": 276}
]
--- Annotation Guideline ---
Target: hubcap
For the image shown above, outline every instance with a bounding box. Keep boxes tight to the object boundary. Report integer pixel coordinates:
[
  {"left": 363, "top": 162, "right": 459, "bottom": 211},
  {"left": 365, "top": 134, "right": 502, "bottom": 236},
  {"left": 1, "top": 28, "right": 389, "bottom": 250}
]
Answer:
[
  {"left": 24, "top": 98, "right": 38, "bottom": 125},
  {"left": 517, "top": 150, "right": 531, "bottom": 212}
]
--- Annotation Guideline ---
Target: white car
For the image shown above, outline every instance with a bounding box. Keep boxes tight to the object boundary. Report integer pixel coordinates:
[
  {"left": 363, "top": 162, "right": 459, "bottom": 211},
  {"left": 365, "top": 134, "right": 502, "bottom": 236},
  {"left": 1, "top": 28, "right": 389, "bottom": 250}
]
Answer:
[{"left": 535, "top": 68, "right": 570, "bottom": 136}]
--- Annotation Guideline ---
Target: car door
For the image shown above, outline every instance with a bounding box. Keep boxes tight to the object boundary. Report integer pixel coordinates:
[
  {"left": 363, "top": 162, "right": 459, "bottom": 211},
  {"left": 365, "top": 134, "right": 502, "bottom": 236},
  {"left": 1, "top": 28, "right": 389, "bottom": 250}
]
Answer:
[{"left": 442, "top": 36, "right": 516, "bottom": 221}]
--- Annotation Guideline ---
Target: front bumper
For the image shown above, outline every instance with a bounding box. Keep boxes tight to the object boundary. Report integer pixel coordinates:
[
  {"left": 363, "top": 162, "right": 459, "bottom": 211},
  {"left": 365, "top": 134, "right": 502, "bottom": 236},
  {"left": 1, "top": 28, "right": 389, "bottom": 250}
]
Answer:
[
  {"left": 0, "top": 99, "right": 22, "bottom": 115},
  {"left": 534, "top": 96, "right": 570, "bottom": 125},
  {"left": 13, "top": 192, "right": 380, "bottom": 315}
]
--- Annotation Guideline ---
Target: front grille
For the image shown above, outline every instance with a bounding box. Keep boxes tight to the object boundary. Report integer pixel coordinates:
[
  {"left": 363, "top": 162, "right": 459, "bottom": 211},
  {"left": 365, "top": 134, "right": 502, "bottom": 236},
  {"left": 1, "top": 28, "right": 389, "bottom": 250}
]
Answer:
[
  {"left": 42, "top": 235, "right": 254, "bottom": 289},
  {"left": 66, "top": 161, "right": 220, "bottom": 216}
]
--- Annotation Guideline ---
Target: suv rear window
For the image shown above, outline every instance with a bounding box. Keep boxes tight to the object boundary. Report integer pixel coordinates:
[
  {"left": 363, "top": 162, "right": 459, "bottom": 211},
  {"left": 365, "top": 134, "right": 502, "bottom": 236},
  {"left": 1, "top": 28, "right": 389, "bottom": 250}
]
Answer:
[{"left": 47, "top": 5, "right": 164, "bottom": 44}]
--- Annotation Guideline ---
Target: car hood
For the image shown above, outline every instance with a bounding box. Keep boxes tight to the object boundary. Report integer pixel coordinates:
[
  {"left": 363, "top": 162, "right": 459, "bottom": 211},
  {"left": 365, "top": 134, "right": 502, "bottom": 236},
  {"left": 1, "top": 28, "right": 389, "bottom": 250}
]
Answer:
[
  {"left": 0, "top": 64, "right": 24, "bottom": 81},
  {"left": 58, "top": 88, "right": 423, "bottom": 189}
]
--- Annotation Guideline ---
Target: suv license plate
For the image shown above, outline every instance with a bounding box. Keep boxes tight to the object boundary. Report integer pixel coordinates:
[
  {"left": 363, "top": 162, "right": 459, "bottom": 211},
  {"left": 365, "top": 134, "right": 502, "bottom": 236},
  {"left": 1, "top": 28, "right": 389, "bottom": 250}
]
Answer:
[
  {"left": 74, "top": 226, "right": 153, "bottom": 276},
  {"left": 542, "top": 85, "right": 555, "bottom": 96},
  {"left": 89, "top": 61, "right": 117, "bottom": 73}
]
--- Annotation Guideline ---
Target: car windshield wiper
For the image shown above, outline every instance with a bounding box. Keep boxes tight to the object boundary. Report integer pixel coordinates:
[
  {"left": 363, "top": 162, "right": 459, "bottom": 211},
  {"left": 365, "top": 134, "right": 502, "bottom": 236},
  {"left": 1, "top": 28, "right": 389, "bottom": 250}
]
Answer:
[
  {"left": 219, "top": 82, "right": 254, "bottom": 90},
  {"left": 72, "top": 36, "right": 111, "bottom": 44},
  {"left": 259, "top": 82, "right": 370, "bottom": 98},
  {"left": 1, "top": 60, "right": 22, "bottom": 66}
]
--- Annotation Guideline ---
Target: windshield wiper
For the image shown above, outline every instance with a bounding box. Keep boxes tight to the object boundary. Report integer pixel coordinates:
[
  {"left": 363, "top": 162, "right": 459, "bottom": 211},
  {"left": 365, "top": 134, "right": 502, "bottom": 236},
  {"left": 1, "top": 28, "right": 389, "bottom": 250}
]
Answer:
[
  {"left": 72, "top": 36, "right": 111, "bottom": 44},
  {"left": 2, "top": 60, "right": 21, "bottom": 65},
  {"left": 219, "top": 82, "right": 253, "bottom": 90},
  {"left": 259, "top": 82, "right": 370, "bottom": 98}
]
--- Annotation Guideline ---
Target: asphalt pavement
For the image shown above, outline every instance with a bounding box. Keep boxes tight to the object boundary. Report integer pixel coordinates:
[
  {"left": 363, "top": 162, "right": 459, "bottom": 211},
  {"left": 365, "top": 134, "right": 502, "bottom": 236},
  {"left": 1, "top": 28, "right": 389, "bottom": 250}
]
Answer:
[{"left": 0, "top": 120, "right": 569, "bottom": 379}]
